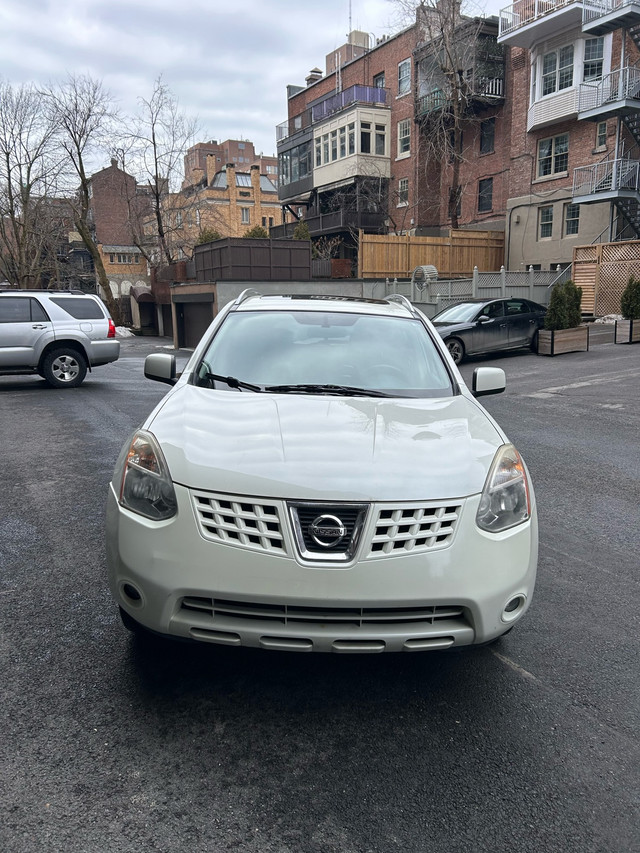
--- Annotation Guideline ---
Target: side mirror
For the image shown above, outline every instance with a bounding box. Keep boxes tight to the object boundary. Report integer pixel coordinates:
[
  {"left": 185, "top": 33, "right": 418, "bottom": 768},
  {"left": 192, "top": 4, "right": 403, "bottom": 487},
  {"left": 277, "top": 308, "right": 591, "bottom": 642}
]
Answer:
[
  {"left": 472, "top": 367, "right": 505, "bottom": 397},
  {"left": 144, "top": 353, "right": 177, "bottom": 385},
  {"left": 477, "top": 315, "right": 492, "bottom": 324}
]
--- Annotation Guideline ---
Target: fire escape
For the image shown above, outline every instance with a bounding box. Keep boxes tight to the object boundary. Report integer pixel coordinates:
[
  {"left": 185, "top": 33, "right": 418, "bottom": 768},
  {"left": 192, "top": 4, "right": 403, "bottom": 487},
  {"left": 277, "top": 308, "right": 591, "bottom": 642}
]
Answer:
[{"left": 572, "top": 0, "right": 640, "bottom": 239}]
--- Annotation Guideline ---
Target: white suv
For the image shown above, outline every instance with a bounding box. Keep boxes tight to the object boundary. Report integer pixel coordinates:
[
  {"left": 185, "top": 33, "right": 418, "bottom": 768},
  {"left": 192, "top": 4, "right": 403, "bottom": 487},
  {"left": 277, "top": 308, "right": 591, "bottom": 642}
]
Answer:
[
  {"left": 0, "top": 289, "right": 120, "bottom": 387},
  {"left": 106, "top": 292, "right": 538, "bottom": 653}
]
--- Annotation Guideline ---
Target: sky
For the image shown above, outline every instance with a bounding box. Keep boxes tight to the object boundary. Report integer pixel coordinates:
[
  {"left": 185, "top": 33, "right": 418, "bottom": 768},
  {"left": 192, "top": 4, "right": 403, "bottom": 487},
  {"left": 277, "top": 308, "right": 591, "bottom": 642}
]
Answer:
[{"left": 0, "top": 0, "right": 502, "bottom": 167}]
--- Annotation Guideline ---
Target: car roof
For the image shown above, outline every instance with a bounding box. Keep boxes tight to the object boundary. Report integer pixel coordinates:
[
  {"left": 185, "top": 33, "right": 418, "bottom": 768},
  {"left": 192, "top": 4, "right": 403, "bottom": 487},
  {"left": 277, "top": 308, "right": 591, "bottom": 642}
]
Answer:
[
  {"left": 0, "top": 289, "right": 94, "bottom": 296},
  {"left": 234, "top": 292, "right": 418, "bottom": 319}
]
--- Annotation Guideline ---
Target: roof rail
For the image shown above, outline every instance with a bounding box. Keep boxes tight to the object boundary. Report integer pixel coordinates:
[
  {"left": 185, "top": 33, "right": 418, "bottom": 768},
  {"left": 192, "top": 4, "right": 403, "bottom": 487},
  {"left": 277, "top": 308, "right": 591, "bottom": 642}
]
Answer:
[
  {"left": 233, "top": 288, "right": 261, "bottom": 308},
  {"left": 385, "top": 293, "right": 419, "bottom": 316}
]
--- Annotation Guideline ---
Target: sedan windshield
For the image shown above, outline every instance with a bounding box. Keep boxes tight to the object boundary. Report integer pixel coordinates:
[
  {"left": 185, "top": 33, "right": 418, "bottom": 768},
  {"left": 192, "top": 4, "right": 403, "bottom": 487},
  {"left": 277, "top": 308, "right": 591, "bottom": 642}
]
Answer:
[
  {"left": 433, "top": 303, "right": 485, "bottom": 323},
  {"left": 195, "top": 310, "right": 454, "bottom": 397}
]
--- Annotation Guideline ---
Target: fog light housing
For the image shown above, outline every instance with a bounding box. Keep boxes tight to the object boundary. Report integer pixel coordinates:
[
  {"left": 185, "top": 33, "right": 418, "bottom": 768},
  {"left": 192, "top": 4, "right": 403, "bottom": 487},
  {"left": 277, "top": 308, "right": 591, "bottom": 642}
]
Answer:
[{"left": 502, "top": 594, "right": 526, "bottom": 622}]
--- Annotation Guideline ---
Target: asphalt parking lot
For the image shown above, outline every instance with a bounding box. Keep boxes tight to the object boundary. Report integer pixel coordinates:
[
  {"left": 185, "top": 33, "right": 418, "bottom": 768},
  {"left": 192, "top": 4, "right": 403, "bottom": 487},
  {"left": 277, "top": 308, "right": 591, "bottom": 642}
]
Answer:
[{"left": 1, "top": 327, "right": 638, "bottom": 853}]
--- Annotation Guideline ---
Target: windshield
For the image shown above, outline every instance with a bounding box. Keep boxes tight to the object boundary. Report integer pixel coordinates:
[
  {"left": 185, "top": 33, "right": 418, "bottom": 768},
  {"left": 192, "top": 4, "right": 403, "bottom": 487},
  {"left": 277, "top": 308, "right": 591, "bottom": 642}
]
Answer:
[
  {"left": 195, "top": 310, "right": 454, "bottom": 397},
  {"left": 432, "top": 303, "right": 482, "bottom": 323}
]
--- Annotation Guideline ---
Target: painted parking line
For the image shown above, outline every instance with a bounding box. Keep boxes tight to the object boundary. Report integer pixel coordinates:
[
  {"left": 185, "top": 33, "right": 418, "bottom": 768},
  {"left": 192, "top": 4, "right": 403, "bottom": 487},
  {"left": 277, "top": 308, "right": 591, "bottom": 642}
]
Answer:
[{"left": 528, "top": 368, "right": 640, "bottom": 398}]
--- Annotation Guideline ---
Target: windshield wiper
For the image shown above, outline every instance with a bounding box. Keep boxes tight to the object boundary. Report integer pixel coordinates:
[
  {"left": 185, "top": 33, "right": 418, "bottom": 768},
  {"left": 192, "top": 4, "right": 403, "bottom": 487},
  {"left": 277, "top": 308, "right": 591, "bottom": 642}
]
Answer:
[
  {"left": 204, "top": 372, "right": 263, "bottom": 392},
  {"left": 264, "top": 383, "right": 393, "bottom": 398}
]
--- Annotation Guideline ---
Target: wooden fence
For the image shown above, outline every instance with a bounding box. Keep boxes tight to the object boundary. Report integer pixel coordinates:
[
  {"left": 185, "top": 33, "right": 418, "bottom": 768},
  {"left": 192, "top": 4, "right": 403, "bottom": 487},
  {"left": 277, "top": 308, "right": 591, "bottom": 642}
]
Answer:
[
  {"left": 358, "top": 230, "right": 504, "bottom": 279},
  {"left": 573, "top": 241, "right": 640, "bottom": 315}
]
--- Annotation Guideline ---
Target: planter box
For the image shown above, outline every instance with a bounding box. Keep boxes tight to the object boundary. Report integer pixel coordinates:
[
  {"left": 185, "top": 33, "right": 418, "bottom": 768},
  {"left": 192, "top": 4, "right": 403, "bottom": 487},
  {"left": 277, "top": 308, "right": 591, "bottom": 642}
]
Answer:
[
  {"left": 537, "top": 325, "right": 590, "bottom": 356},
  {"left": 615, "top": 319, "right": 640, "bottom": 344}
]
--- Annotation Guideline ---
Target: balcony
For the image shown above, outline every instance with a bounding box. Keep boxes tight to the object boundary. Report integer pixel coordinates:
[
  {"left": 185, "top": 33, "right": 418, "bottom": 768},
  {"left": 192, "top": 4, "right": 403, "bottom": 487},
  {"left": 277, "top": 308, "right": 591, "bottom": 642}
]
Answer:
[
  {"left": 416, "top": 77, "right": 505, "bottom": 118},
  {"left": 527, "top": 87, "right": 580, "bottom": 130},
  {"left": 498, "top": 0, "right": 584, "bottom": 48},
  {"left": 582, "top": 0, "right": 640, "bottom": 34},
  {"left": 270, "top": 209, "right": 385, "bottom": 239},
  {"left": 573, "top": 156, "right": 640, "bottom": 203},
  {"left": 276, "top": 85, "right": 389, "bottom": 144},
  {"left": 578, "top": 66, "right": 640, "bottom": 120}
]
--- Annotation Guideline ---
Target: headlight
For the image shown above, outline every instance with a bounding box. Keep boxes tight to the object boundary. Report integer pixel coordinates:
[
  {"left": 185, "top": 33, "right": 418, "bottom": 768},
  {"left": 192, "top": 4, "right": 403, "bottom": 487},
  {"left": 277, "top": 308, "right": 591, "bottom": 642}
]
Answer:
[
  {"left": 476, "top": 444, "right": 531, "bottom": 533},
  {"left": 119, "top": 430, "right": 177, "bottom": 520}
]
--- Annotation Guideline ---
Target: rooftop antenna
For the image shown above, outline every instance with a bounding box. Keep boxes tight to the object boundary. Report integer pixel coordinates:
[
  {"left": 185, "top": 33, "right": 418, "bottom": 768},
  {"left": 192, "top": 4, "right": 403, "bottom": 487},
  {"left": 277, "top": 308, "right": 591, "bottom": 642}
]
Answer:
[{"left": 349, "top": 0, "right": 352, "bottom": 34}]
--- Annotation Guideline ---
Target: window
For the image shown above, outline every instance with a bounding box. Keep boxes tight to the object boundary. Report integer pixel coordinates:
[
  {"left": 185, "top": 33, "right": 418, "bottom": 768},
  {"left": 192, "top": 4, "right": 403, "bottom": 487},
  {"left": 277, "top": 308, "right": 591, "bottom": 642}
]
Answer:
[
  {"left": 375, "top": 124, "right": 386, "bottom": 155},
  {"left": 348, "top": 123, "right": 355, "bottom": 155},
  {"left": 398, "top": 119, "right": 411, "bottom": 156},
  {"left": 49, "top": 297, "right": 105, "bottom": 320},
  {"left": 262, "top": 217, "right": 267, "bottom": 227},
  {"left": 269, "top": 217, "right": 274, "bottom": 227},
  {"left": 542, "top": 45, "right": 573, "bottom": 96},
  {"left": 478, "top": 177, "right": 493, "bottom": 213},
  {"left": 373, "top": 72, "right": 385, "bottom": 89},
  {"left": 538, "top": 206, "right": 553, "bottom": 239},
  {"left": 537, "top": 133, "right": 569, "bottom": 177},
  {"left": 583, "top": 37, "right": 604, "bottom": 81},
  {"left": 480, "top": 118, "right": 495, "bottom": 155},
  {"left": 331, "top": 130, "right": 338, "bottom": 161},
  {"left": 176, "top": 211, "right": 182, "bottom": 227},
  {"left": 0, "top": 297, "right": 31, "bottom": 323},
  {"left": 361, "top": 121, "right": 371, "bottom": 154},
  {"left": 339, "top": 127, "right": 346, "bottom": 158},
  {"left": 564, "top": 203, "right": 580, "bottom": 236},
  {"left": 323, "top": 134, "right": 329, "bottom": 163},
  {"left": 596, "top": 121, "right": 607, "bottom": 149},
  {"left": 315, "top": 138, "right": 322, "bottom": 167},
  {"left": 196, "top": 209, "right": 201, "bottom": 227},
  {"left": 398, "top": 178, "right": 409, "bottom": 205},
  {"left": 398, "top": 59, "right": 411, "bottom": 95},
  {"left": 241, "top": 208, "right": 250, "bottom": 225}
]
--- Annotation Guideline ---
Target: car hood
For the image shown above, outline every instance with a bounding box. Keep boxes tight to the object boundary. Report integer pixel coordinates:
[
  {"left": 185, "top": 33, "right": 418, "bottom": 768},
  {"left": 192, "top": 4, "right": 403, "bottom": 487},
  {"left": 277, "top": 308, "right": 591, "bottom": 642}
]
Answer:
[
  {"left": 431, "top": 320, "right": 473, "bottom": 334},
  {"left": 147, "top": 387, "right": 504, "bottom": 502}
]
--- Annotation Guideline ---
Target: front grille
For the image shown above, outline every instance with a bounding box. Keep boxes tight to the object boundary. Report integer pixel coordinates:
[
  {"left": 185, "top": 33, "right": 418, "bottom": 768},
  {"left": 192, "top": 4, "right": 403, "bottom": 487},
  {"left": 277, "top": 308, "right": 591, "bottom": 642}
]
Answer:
[
  {"left": 288, "top": 502, "right": 368, "bottom": 561},
  {"left": 367, "top": 503, "right": 461, "bottom": 557},
  {"left": 192, "top": 491, "right": 286, "bottom": 554},
  {"left": 180, "top": 596, "right": 467, "bottom": 628}
]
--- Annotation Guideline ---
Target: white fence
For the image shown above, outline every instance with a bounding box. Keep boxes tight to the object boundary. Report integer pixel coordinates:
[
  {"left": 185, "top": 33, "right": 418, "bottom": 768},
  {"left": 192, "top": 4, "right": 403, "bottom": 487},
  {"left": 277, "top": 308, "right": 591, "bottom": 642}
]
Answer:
[{"left": 376, "top": 265, "right": 571, "bottom": 317}]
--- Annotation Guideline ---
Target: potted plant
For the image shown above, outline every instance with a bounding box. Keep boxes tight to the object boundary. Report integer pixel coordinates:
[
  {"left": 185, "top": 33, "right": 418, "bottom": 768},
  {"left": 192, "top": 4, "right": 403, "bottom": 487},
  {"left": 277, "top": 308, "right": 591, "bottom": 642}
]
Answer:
[
  {"left": 537, "top": 279, "right": 589, "bottom": 356},
  {"left": 615, "top": 276, "right": 640, "bottom": 344}
]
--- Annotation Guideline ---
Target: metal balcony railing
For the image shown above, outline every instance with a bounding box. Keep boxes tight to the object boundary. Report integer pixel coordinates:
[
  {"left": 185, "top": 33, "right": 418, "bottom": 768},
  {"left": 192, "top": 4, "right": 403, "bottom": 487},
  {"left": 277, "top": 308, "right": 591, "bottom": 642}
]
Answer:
[
  {"left": 583, "top": 0, "right": 640, "bottom": 25},
  {"left": 499, "top": 0, "right": 580, "bottom": 37},
  {"left": 417, "top": 78, "right": 504, "bottom": 116},
  {"left": 573, "top": 157, "right": 640, "bottom": 197},
  {"left": 276, "top": 86, "right": 389, "bottom": 144},
  {"left": 578, "top": 66, "right": 640, "bottom": 113},
  {"left": 270, "top": 210, "right": 385, "bottom": 239}
]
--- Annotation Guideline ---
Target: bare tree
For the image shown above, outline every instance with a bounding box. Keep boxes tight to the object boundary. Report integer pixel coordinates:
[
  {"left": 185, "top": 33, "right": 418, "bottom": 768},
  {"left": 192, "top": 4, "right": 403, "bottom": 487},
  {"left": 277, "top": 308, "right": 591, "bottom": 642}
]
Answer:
[
  {"left": 0, "top": 80, "right": 64, "bottom": 288},
  {"left": 42, "top": 74, "right": 122, "bottom": 321},
  {"left": 126, "top": 77, "right": 201, "bottom": 267},
  {"left": 393, "top": 0, "right": 504, "bottom": 229}
]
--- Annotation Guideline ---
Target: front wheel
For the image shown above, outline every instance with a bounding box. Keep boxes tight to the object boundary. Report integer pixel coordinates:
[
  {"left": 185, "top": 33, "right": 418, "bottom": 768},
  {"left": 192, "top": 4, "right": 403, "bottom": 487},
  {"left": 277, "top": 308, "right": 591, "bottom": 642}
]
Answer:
[
  {"left": 42, "top": 348, "right": 87, "bottom": 388},
  {"left": 446, "top": 337, "right": 465, "bottom": 365}
]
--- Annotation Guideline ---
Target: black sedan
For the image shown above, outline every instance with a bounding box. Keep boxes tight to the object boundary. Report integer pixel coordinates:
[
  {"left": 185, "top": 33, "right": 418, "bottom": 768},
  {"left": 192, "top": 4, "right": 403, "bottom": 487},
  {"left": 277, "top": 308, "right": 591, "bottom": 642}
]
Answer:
[{"left": 431, "top": 297, "right": 547, "bottom": 364}]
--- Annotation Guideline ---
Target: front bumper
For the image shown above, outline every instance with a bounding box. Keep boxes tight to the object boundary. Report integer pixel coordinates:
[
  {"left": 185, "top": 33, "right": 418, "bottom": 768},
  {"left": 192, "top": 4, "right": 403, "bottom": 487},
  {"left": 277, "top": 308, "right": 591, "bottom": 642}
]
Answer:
[{"left": 106, "top": 484, "right": 538, "bottom": 653}]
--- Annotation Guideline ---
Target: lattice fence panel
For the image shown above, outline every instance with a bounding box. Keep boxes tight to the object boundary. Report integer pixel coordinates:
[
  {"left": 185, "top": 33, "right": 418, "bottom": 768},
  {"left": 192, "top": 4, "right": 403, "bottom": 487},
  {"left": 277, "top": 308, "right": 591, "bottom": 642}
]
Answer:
[
  {"left": 598, "top": 262, "right": 640, "bottom": 315},
  {"left": 600, "top": 241, "right": 640, "bottom": 263}
]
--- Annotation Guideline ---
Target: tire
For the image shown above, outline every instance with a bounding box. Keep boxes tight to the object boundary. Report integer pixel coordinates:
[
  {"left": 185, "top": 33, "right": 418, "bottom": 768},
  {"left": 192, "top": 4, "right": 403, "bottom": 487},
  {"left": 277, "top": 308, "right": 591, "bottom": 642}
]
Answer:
[
  {"left": 42, "top": 347, "right": 87, "bottom": 388},
  {"left": 446, "top": 337, "right": 465, "bottom": 365},
  {"left": 119, "top": 606, "right": 145, "bottom": 634},
  {"left": 530, "top": 330, "right": 539, "bottom": 353}
]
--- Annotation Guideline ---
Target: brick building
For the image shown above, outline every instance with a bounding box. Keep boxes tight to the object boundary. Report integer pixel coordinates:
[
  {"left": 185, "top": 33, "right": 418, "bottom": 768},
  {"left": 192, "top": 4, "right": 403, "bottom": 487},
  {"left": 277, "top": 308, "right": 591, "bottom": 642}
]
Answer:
[
  {"left": 274, "top": 0, "right": 640, "bottom": 273},
  {"left": 88, "top": 159, "right": 150, "bottom": 298},
  {"left": 184, "top": 139, "right": 279, "bottom": 187},
  {"left": 499, "top": 0, "right": 640, "bottom": 270},
  {"left": 166, "top": 157, "right": 287, "bottom": 248}
]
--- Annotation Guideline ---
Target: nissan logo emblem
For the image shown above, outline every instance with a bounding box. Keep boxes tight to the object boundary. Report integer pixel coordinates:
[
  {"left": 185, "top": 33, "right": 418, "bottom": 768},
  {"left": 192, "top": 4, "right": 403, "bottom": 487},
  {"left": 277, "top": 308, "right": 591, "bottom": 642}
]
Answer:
[{"left": 308, "top": 514, "right": 347, "bottom": 548}]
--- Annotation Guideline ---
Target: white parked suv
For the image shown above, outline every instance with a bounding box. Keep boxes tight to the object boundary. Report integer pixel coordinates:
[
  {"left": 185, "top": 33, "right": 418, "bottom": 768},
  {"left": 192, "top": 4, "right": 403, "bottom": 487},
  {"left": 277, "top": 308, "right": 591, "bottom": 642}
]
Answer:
[
  {"left": 106, "top": 291, "right": 538, "bottom": 653},
  {"left": 0, "top": 289, "right": 120, "bottom": 387}
]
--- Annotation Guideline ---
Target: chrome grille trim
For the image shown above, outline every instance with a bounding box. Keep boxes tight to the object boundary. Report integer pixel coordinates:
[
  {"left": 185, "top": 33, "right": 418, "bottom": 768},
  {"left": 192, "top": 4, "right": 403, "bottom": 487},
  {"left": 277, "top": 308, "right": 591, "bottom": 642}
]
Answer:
[
  {"left": 180, "top": 596, "right": 468, "bottom": 628},
  {"left": 367, "top": 503, "right": 462, "bottom": 558},
  {"left": 191, "top": 491, "right": 287, "bottom": 554}
]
